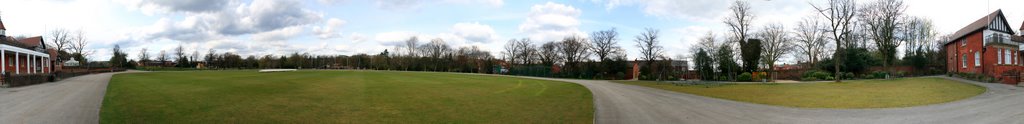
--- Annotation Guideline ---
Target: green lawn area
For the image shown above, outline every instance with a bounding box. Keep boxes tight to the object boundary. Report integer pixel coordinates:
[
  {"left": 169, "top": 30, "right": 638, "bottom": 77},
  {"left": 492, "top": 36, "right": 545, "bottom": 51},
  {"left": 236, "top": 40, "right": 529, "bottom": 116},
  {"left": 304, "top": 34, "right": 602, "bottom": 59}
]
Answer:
[
  {"left": 101, "top": 70, "right": 593, "bottom": 123},
  {"left": 615, "top": 77, "right": 985, "bottom": 108}
]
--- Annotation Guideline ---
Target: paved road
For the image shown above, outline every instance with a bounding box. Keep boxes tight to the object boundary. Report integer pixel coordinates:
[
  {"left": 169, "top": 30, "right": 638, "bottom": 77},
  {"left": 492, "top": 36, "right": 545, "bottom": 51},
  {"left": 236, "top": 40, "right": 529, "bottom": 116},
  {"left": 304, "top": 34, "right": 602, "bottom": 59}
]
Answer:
[
  {"left": 0, "top": 72, "right": 132, "bottom": 124},
  {"left": 519, "top": 76, "right": 1024, "bottom": 124}
]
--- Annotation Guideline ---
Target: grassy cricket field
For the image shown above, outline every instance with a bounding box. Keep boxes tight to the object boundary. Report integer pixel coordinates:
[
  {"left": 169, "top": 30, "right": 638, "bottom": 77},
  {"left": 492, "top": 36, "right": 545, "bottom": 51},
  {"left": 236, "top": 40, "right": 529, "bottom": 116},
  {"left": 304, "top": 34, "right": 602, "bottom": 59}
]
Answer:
[{"left": 101, "top": 70, "right": 593, "bottom": 123}]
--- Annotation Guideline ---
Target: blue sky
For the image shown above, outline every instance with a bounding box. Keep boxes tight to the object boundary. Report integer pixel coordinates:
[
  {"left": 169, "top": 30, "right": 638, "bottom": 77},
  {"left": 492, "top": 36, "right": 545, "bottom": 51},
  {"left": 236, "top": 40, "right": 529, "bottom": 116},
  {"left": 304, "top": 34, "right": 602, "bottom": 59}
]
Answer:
[{"left": 2, "top": 0, "right": 1024, "bottom": 64}]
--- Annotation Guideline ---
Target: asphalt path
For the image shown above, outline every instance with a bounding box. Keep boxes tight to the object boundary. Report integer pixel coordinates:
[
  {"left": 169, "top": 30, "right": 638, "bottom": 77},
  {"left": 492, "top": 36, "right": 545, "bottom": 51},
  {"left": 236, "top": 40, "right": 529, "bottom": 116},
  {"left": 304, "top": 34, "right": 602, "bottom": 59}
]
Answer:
[
  {"left": 0, "top": 71, "right": 133, "bottom": 124},
  {"left": 517, "top": 76, "right": 1024, "bottom": 124}
]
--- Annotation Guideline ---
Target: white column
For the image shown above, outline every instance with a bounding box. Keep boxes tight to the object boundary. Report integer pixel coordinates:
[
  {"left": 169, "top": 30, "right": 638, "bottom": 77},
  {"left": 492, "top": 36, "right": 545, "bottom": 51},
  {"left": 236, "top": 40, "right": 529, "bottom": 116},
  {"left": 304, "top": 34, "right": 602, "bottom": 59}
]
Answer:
[
  {"left": 15, "top": 53, "right": 19, "bottom": 74},
  {"left": 1, "top": 49, "right": 4, "bottom": 74}
]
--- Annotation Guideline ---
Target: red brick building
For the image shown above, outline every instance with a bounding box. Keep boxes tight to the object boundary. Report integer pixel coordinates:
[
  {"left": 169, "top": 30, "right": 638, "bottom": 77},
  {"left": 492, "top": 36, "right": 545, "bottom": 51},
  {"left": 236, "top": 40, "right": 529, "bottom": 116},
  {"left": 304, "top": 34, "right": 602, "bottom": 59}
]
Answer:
[
  {"left": 0, "top": 16, "right": 56, "bottom": 75},
  {"left": 944, "top": 10, "right": 1024, "bottom": 84}
]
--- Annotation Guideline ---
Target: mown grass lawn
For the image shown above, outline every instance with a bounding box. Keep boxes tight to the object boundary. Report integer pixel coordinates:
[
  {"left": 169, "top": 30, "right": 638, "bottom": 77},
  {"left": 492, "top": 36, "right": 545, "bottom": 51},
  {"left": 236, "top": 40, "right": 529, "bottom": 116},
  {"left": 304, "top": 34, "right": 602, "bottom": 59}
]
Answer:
[
  {"left": 101, "top": 70, "right": 593, "bottom": 123},
  {"left": 615, "top": 77, "right": 985, "bottom": 108}
]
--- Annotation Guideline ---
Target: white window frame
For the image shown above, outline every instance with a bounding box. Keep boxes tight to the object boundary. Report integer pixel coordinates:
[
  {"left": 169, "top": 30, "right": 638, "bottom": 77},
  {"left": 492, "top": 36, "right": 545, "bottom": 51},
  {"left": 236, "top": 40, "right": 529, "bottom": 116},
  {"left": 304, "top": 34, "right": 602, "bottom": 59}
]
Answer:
[
  {"left": 1005, "top": 49, "right": 1012, "bottom": 64},
  {"left": 961, "top": 39, "right": 966, "bottom": 46},
  {"left": 998, "top": 48, "right": 1003, "bottom": 64},
  {"left": 962, "top": 54, "right": 967, "bottom": 68},
  {"left": 975, "top": 52, "right": 981, "bottom": 67}
]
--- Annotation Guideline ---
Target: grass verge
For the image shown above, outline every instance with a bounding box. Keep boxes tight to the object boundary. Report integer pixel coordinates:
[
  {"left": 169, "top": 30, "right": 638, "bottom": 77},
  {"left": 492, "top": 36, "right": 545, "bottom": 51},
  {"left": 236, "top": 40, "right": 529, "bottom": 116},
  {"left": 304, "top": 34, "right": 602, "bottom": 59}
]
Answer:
[{"left": 615, "top": 77, "right": 985, "bottom": 108}]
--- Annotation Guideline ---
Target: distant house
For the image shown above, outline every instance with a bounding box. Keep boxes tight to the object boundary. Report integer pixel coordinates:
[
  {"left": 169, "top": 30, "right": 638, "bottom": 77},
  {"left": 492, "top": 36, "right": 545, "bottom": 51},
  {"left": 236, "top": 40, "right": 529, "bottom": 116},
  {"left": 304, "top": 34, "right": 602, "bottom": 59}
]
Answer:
[
  {"left": 0, "top": 15, "right": 56, "bottom": 75},
  {"left": 943, "top": 9, "right": 1024, "bottom": 84}
]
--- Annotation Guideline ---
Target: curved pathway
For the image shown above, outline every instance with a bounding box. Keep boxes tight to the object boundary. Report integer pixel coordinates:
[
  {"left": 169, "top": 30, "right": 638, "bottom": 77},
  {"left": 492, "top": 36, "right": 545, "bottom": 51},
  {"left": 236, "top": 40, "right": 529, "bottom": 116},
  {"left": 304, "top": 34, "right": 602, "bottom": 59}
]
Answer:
[
  {"left": 517, "top": 76, "right": 1024, "bottom": 124},
  {"left": 0, "top": 71, "right": 134, "bottom": 124}
]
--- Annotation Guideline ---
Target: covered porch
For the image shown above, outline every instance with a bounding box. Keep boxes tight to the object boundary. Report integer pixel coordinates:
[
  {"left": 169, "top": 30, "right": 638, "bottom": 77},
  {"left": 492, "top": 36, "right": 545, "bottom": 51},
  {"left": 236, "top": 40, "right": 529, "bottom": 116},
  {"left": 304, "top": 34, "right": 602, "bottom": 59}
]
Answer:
[{"left": 0, "top": 44, "right": 51, "bottom": 75}]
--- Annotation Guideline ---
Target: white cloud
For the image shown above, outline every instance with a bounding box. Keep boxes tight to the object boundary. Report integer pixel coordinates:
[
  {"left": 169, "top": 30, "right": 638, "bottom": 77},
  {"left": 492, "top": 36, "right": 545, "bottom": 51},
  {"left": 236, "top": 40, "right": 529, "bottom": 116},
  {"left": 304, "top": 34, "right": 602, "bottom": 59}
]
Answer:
[
  {"left": 374, "top": 31, "right": 420, "bottom": 46},
  {"left": 595, "top": 0, "right": 727, "bottom": 22},
  {"left": 375, "top": 0, "right": 504, "bottom": 10},
  {"left": 519, "top": 2, "right": 585, "bottom": 42},
  {"left": 129, "top": 0, "right": 322, "bottom": 42},
  {"left": 117, "top": 0, "right": 236, "bottom": 14},
  {"left": 444, "top": 0, "right": 503, "bottom": 7},
  {"left": 348, "top": 32, "right": 367, "bottom": 43},
  {"left": 252, "top": 26, "right": 305, "bottom": 42},
  {"left": 312, "top": 18, "right": 347, "bottom": 40},
  {"left": 451, "top": 22, "right": 498, "bottom": 43}
]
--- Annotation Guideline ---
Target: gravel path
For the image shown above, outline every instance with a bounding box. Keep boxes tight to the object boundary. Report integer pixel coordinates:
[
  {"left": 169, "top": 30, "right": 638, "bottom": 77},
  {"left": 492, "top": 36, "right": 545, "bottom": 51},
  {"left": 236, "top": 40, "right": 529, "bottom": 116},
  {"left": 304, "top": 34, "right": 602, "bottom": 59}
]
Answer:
[
  {"left": 519, "top": 76, "right": 1024, "bottom": 124},
  {"left": 0, "top": 71, "right": 133, "bottom": 124}
]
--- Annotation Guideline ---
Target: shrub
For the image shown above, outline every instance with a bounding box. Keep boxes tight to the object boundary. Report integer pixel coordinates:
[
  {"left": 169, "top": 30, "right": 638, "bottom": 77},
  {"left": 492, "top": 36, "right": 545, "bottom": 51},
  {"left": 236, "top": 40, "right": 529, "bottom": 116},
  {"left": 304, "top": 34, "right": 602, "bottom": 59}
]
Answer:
[
  {"left": 738, "top": 72, "right": 753, "bottom": 82},
  {"left": 801, "top": 77, "right": 819, "bottom": 81},
  {"left": 2, "top": 73, "right": 51, "bottom": 87},
  {"left": 843, "top": 72, "right": 855, "bottom": 80},
  {"left": 871, "top": 71, "right": 889, "bottom": 79},
  {"left": 801, "top": 70, "right": 832, "bottom": 81}
]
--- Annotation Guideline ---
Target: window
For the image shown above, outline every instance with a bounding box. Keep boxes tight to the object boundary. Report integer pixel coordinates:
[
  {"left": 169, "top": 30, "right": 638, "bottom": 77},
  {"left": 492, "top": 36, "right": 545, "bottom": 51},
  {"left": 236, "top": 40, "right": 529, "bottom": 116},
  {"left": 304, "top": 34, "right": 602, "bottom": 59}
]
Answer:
[
  {"left": 962, "top": 54, "right": 967, "bottom": 68},
  {"left": 1005, "top": 49, "right": 1012, "bottom": 64},
  {"left": 961, "top": 39, "right": 966, "bottom": 46},
  {"left": 998, "top": 48, "right": 1003, "bottom": 64},
  {"left": 975, "top": 52, "right": 981, "bottom": 67}
]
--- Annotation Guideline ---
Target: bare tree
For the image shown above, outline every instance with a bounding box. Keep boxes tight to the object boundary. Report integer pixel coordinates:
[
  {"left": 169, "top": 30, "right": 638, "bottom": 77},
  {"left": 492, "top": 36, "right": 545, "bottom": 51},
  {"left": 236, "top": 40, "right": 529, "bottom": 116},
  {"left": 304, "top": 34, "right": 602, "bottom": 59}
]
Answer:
[
  {"left": 724, "top": 0, "right": 755, "bottom": 43},
  {"left": 514, "top": 38, "right": 537, "bottom": 65},
  {"left": 860, "top": 0, "right": 906, "bottom": 71},
  {"left": 503, "top": 38, "right": 523, "bottom": 64},
  {"left": 812, "top": 0, "right": 858, "bottom": 82},
  {"left": 901, "top": 16, "right": 936, "bottom": 55},
  {"left": 560, "top": 35, "right": 590, "bottom": 72},
  {"left": 70, "top": 29, "right": 92, "bottom": 56},
  {"left": 174, "top": 45, "right": 186, "bottom": 62},
  {"left": 138, "top": 48, "right": 150, "bottom": 63},
  {"left": 48, "top": 28, "right": 72, "bottom": 52},
  {"left": 404, "top": 37, "right": 419, "bottom": 57},
  {"left": 590, "top": 28, "right": 620, "bottom": 61},
  {"left": 758, "top": 23, "right": 795, "bottom": 81},
  {"left": 421, "top": 38, "right": 451, "bottom": 59},
  {"left": 539, "top": 41, "right": 563, "bottom": 66},
  {"left": 158, "top": 50, "right": 168, "bottom": 64},
  {"left": 697, "top": 31, "right": 719, "bottom": 60},
  {"left": 794, "top": 15, "right": 829, "bottom": 65},
  {"left": 635, "top": 28, "right": 663, "bottom": 68}
]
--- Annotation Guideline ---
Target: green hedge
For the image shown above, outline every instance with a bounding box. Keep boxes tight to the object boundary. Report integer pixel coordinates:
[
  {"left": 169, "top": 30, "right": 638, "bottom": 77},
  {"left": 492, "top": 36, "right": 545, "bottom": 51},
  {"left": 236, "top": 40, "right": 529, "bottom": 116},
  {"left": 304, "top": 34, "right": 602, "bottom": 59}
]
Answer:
[{"left": 2, "top": 73, "right": 51, "bottom": 87}]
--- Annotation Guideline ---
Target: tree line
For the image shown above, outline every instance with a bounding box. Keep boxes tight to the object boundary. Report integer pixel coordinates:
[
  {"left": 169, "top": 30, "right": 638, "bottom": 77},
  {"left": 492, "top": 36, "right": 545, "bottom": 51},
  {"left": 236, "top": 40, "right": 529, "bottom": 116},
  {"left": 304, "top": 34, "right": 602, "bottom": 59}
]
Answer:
[
  {"left": 106, "top": 0, "right": 945, "bottom": 82},
  {"left": 692, "top": 0, "right": 945, "bottom": 82}
]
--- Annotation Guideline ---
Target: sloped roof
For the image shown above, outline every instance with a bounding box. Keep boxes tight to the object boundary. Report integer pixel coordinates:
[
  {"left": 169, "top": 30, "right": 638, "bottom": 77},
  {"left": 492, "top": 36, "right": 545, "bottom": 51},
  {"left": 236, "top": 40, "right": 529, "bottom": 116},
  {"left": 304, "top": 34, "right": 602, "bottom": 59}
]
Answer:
[
  {"left": 944, "top": 10, "right": 1016, "bottom": 45},
  {"left": 17, "top": 36, "right": 43, "bottom": 47},
  {"left": 0, "top": 16, "right": 5, "bottom": 30},
  {"left": 0, "top": 36, "right": 32, "bottom": 49}
]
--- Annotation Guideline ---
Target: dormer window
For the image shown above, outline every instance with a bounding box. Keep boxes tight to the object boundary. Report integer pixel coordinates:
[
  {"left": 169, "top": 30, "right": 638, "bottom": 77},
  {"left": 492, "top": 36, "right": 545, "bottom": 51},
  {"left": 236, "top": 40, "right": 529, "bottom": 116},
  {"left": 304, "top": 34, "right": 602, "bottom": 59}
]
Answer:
[{"left": 961, "top": 39, "right": 966, "bottom": 46}]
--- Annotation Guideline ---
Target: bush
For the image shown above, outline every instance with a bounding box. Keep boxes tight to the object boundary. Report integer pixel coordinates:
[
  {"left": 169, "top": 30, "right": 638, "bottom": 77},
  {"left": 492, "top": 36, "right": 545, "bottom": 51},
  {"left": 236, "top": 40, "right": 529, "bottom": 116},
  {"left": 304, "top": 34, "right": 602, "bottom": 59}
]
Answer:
[
  {"left": 871, "top": 71, "right": 889, "bottom": 79},
  {"left": 801, "top": 70, "right": 832, "bottom": 81},
  {"left": 843, "top": 72, "right": 855, "bottom": 80},
  {"left": 2, "top": 73, "right": 50, "bottom": 87},
  {"left": 738, "top": 72, "right": 753, "bottom": 82}
]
